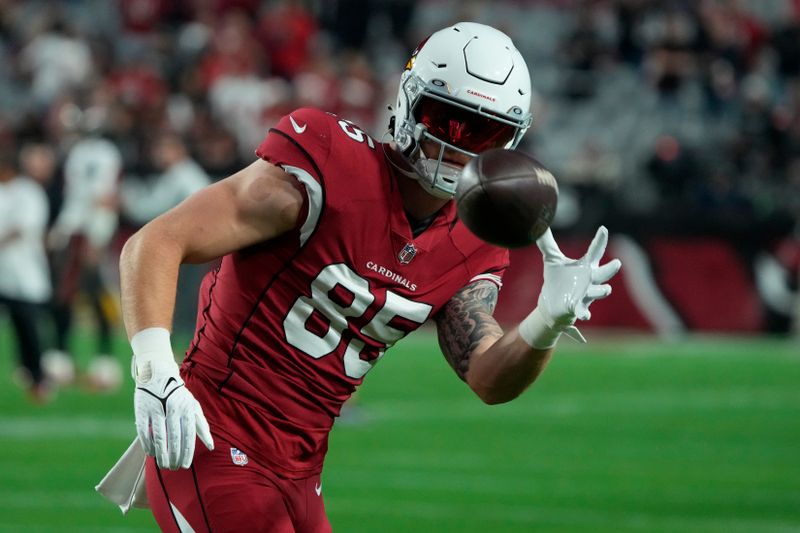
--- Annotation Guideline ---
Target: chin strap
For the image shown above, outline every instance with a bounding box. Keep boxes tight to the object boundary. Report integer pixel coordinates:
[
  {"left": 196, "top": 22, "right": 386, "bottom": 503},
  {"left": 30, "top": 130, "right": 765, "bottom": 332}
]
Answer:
[
  {"left": 381, "top": 134, "right": 422, "bottom": 181},
  {"left": 381, "top": 131, "right": 460, "bottom": 200}
]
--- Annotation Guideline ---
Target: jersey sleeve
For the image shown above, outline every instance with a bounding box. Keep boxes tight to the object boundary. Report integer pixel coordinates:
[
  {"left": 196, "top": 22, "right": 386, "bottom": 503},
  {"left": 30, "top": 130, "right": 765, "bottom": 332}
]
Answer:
[
  {"left": 469, "top": 249, "right": 509, "bottom": 290},
  {"left": 255, "top": 108, "right": 333, "bottom": 246},
  {"left": 255, "top": 107, "right": 332, "bottom": 182},
  {"left": 469, "top": 266, "right": 507, "bottom": 289},
  {"left": 449, "top": 221, "right": 511, "bottom": 294}
]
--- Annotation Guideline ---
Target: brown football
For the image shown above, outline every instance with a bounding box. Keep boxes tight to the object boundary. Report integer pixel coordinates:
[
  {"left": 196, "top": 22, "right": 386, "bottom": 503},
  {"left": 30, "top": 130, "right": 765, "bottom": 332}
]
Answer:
[{"left": 456, "top": 149, "right": 558, "bottom": 248}]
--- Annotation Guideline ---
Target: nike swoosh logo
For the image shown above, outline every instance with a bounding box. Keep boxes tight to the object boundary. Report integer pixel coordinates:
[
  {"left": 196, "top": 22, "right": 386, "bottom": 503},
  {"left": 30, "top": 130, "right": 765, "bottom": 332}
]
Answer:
[
  {"left": 314, "top": 482, "right": 322, "bottom": 496},
  {"left": 289, "top": 115, "right": 307, "bottom": 134},
  {"left": 163, "top": 377, "right": 177, "bottom": 393}
]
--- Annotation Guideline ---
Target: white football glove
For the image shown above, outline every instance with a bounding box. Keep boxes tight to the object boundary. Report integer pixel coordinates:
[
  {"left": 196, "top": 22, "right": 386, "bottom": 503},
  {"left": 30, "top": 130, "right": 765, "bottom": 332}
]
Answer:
[
  {"left": 519, "top": 226, "right": 622, "bottom": 348},
  {"left": 132, "top": 328, "right": 213, "bottom": 470}
]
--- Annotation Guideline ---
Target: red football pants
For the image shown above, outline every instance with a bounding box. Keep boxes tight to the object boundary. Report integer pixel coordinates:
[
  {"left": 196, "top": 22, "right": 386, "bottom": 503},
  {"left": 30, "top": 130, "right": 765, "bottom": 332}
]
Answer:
[{"left": 145, "top": 435, "right": 331, "bottom": 533}]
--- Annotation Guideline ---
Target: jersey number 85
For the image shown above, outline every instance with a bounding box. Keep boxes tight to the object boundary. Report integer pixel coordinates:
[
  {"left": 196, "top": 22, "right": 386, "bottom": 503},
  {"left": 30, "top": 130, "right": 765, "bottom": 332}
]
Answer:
[{"left": 283, "top": 264, "right": 431, "bottom": 379}]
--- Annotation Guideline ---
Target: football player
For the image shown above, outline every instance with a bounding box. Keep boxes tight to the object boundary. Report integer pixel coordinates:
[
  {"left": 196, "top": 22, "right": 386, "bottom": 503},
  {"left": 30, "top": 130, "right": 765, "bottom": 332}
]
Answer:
[
  {"left": 98, "top": 22, "right": 621, "bottom": 532},
  {"left": 45, "top": 119, "right": 123, "bottom": 390}
]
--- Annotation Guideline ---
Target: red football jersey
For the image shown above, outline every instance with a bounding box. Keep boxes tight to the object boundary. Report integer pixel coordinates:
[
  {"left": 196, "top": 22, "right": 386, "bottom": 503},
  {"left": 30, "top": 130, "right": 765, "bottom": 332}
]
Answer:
[{"left": 181, "top": 108, "right": 509, "bottom": 478}]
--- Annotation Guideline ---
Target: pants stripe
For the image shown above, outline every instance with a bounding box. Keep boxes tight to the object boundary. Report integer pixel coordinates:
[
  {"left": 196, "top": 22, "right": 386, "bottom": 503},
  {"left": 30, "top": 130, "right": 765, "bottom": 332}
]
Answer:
[
  {"left": 191, "top": 464, "right": 213, "bottom": 533},
  {"left": 170, "top": 503, "right": 198, "bottom": 533},
  {"left": 155, "top": 465, "right": 183, "bottom": 532}
]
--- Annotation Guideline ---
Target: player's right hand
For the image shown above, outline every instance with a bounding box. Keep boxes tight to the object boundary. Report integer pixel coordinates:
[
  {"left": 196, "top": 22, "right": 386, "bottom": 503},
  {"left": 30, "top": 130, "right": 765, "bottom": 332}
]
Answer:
[
  {"left": 133, "top": 357, "right": 214, "bottom": 470},
  {"left": 535, "top": 226, "right": 622, "bottom": 339}
]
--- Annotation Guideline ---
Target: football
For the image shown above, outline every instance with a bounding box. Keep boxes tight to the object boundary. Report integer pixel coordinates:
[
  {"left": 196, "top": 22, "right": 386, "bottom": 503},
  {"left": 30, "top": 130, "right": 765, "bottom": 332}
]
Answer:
[{"left": 456, "top": 148, "right": 559, "bottom": 248}]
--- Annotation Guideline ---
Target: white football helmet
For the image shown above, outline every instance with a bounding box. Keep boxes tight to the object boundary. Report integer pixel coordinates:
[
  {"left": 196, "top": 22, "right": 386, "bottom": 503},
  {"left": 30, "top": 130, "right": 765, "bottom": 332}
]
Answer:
[{"left": 391, "top": 22, "right": 533, "bottom": 198}]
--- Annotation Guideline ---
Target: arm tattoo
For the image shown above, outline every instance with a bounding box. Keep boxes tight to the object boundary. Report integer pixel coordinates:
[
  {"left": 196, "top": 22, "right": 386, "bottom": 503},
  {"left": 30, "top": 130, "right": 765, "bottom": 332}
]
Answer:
[{"left": 435, "top": 280, "right": 504, "bottom": 381}]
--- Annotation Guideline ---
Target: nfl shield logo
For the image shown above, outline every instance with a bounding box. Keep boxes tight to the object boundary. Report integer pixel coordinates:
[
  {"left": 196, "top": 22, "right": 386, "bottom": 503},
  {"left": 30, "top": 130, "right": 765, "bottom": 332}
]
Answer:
[
  {"left": 230, "top": 447, "right": 249, "bottom": 466},
  {"left": 398, "top": 242, "right": 417, "bottom": 264}
]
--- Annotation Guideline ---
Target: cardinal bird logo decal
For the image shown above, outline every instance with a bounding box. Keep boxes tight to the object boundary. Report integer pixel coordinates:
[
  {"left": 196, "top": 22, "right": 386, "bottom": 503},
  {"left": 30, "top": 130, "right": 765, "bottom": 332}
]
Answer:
[{"left": 405, "top": 35, "right": 431, "bottom": 71}]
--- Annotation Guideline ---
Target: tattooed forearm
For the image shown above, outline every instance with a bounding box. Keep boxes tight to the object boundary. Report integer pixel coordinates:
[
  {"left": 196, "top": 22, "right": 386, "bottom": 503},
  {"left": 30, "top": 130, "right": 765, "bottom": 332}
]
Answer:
[{"left": 435, "top": 280, "right": 504, "bottom": 381}]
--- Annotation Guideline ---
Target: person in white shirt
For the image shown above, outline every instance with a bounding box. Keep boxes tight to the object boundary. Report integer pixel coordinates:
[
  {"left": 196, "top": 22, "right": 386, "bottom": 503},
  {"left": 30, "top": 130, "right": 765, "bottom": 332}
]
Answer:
[
  {"left": 51, "top": 135, "right": 121, "bottom": 250},
  {"left": 0, "top": 153, "right": 51, "bottom": 402},
  {"left": 19, "top": 19, "right": 92, "bottom": 107},
  {"left": 121, "top": 132, "right": 211, "bottom": 225},
  {"left": 45, "top": 133, "right": 123, "bottom": 391}
]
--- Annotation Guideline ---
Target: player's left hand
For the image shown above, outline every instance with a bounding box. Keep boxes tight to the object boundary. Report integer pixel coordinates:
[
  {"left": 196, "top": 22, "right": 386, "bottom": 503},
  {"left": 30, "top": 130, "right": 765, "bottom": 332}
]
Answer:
[{"left": 536, "top": 226, "right": 622, "bottom": 341}]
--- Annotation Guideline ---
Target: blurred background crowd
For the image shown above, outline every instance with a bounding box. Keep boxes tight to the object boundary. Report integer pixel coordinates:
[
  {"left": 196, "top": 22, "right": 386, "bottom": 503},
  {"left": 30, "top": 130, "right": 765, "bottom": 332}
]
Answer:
[
  {"left": 0, "top": 0, "right": 798, "bottom": 231},
  {"left": 0, "top": 0, "right": 799, "bottom": 400}
]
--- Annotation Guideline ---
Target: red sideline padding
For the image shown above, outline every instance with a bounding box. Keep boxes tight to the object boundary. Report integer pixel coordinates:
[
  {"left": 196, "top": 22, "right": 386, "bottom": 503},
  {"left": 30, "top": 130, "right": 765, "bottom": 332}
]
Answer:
[
  {"left": 495, "top": 236, "right": 765, "bottom": 332},
  {"left": 646, "top": 239, "right": 763, "bottom": 332},
  {"left": 495, "top": 237, "right": 651, "bottom": 330}
]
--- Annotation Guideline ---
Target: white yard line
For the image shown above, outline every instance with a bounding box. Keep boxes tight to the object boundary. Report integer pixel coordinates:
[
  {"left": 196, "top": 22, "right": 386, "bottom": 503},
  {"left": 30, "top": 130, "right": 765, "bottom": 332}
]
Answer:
[
  {"left": 0, "top": 490, "right": 109, "bottom": 509},
  {"left": 0, "top": 387, "right": 796, "bottom": 439},
  {"left": 0, "top": 417, "right": 133, "bottom": 439},
  {"left": 0, "top": 525, "right": 149, "bottom": 533}
]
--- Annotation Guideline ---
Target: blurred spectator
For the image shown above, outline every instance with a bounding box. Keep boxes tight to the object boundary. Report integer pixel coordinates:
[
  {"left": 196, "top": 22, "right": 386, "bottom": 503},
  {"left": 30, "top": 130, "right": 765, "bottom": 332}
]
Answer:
[
  {"left": 108, "top": 54, "right": 168, "bottom": 113},
  {"left": 327, "top": 0, "right": 374, "bottom": 50},
  {"left": 197, "top": 9, "right": 264, "bottom": 91},
  {"left": 186, "top": 108, "right": 244, "bottom": 179},
  {"left": 562, "top": 140, "right": 623, "bottom": 231},
  {"left": 215, "top": 0, "right": 262, "bottom": 17},
  {"left": 258, "top": 0, "right": 319, "bottom": 79},
  {"left": 208, "top": 71, "right": 292, "bottom": 158},
  {"left": 337, "top": 51, "right": 380, "bottom": 127},
  {"left": 646, "top": 135, "right": 701, "bottom": 210},
  {"left": 754, "top": 226, "right": 800, "bottom": 334},
  {"left": 693, "top": 163, "right": 756, "bottom": 233},
  {"left": 44, "top": 119, "right": 123, "bottom": 392},
  {"left": 786, "top": 157, "right": 800, "bottom": 231},
  {"left": 203, "top": 9, "right": 294, "bottom": 156},
  {"left": 772, "top": 19, "right": 800, "bottom": 80},
  {"left": 0, "top": 152, "right": 51, "bottom": 402},
  {"left": 19, "top": 14, "right": 93, "bottom": 108},
  {"left": 121, "top": 132, "right": 211, "bottom": 224},
  {"left": 293, "top": 46, "right": 341, "bottom": 112},
  {"left": 560, "top": 3, "right": 611, "bottom": 100},
  {"left": 19, "top": 141, "right": 61, "bottom": 225},
  {"left": 642, "top": 6, "right": 699, "bottom": 98},
  {"left": 615, "top": 0, "right": 647, "bottom": 66},
  {"left": 120, "top": 0, "right": 168, "bottom": 35}
]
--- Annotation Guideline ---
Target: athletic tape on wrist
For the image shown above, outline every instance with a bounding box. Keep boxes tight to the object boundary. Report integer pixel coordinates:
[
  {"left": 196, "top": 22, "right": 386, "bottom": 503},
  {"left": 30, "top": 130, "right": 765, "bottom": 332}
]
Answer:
[
  {"left": 131, "top": 327, "right": 172, "bottom": 357},
  {"left": 518, "top": 307, "right": 563, "bottom": 350},
  {"left": 130, "top": 327, "right": 175, "bottom": 381}
]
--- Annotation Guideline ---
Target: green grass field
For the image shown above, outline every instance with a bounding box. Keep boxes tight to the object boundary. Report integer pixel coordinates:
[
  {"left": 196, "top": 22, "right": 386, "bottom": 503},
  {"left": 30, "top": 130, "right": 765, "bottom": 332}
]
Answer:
[{"left": 0, "top": 326, "right": 798, "bottom": 532}]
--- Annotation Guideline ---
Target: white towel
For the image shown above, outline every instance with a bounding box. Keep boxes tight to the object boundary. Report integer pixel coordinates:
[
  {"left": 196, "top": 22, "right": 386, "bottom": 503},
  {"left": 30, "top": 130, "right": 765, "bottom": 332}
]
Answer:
[{"left": 95, "top": 438, "right": 149, "bottom": 514}]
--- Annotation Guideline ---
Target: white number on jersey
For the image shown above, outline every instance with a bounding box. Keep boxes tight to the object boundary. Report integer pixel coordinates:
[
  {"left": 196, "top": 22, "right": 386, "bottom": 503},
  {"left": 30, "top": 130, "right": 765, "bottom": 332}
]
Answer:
[
  {"left": 284, "top": 263, "right": 432, "bottom": 379},
  {"left": 338, "top": 120, "right": 375, "bottom": 149}
]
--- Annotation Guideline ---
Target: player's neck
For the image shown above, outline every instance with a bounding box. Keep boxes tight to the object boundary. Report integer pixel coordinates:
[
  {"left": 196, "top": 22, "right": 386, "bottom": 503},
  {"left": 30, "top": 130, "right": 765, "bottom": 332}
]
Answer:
[
  {"left": 385, "top": 144, "right": 450, "bottom": 220},
  {"left": 394, "top": 167, "right": 450, "bottom": 221}
]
